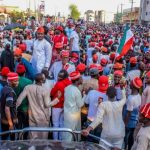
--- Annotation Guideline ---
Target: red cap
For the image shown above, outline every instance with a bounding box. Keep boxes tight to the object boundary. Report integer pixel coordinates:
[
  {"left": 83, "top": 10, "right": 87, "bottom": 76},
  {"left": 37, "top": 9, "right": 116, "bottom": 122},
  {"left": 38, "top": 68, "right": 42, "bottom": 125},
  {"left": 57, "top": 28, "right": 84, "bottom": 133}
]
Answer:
[
  {"left": 69, "top": 71, "right": 81, "bottom": 81},
  {"left": 98, "top": 41, "right": 103, "bottom": 47},
  {"left": 37, "top": 27, "right": 45, "bottom": 33},
  {"left": 89, "top": 42, "right": 96, "bottom": 47},
  {"left": 101, "top": 46, "right": 108, "bottom": 53},
  {"left": 14, "top": 48, "right": 22, "bottom": 56},
  {"left": 146, "top": 71, "right": 150, "bottom": 77},
  {"left": 114, "top": 70, "right": 123, "bottom": 77},
  {"left": 19, "top": 43, "right": 26, "bottom": 52},
  {"left": 100, "top": 58, "right": 108, "bottom": 66},
  {"left": 109, "top": 52, "right": 116, "bottom": 60},
  {"left": 61, "top": 50, "right": 69, "bottom": 57},
  {"left": 72, "top": 52, "right": 79, "bottom": 59},
  {"left": 97, "top": 65, "right": 103, "bottom": 72},
  {"left": 140, "top": 103, "right": 150, "bottom": 119},
  {"left": 92, "top": 54, "right": 98, "bottom": 62},
  {"left": 71, "top": 57, "right": 78, "bottom": 63},
  {"left": 116, "top": 55, "right": 122, "bottom": 61},
  {"left": 89, "top": 64, "right": 98, "bottom": 69},
  {"left": 132, "top": 77, "right": 142, "bottom": 89},
  {"left": 108, "top": 40, "right": 113, "bottom": 45},
  {"left": 7, "top": 72, "right": 19, "bottom": 82},
  {"left": 16, "top": 64, "right": 26, "bottom": 74},
  {"left": 130, "top": 57, "right": 137, "bottom": 64},
  {"left": 1, "top": 67, "right": 10, "bottom": 77},
  {"left": 76, "top": 63, "right": 86, "bottom": 73},
  {"left": 55, "top": 42, "right": 63, "bottom": 49},
  {"left": 56, "top": 26, "right": 63, "bottom": 32},
  {"left": 98, "top": 75, "right": 109, "bottom": 92},
  {"left": 113, "top": 63, "right": 123, "bottom": 69}
]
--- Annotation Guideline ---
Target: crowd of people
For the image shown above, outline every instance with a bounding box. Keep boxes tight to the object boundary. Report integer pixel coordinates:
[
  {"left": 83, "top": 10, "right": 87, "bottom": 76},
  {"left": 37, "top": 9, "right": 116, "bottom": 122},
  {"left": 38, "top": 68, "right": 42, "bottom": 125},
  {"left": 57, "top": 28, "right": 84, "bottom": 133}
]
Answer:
[{"left": 0, "top": 19, "right": 150, "bottom": 150}]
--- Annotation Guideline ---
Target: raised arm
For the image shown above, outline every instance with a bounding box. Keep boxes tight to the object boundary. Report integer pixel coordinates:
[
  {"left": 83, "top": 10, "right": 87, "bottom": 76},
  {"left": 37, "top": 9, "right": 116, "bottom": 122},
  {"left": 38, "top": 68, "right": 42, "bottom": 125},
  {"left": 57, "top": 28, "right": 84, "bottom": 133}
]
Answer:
[
  {"left": 16, "top": 87, "right": 28, "bottom": 108},
  {"left": 82, "top": 103, "right": 105, "bottom": 136}
]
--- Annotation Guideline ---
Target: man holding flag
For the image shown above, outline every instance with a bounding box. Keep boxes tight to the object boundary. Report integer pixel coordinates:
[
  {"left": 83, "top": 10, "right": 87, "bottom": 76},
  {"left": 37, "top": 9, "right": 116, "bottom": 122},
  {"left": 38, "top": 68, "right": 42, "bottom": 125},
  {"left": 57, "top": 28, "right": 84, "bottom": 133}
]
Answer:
[{"left": 117, "top": 24, "right": 134, "bottom": 60}]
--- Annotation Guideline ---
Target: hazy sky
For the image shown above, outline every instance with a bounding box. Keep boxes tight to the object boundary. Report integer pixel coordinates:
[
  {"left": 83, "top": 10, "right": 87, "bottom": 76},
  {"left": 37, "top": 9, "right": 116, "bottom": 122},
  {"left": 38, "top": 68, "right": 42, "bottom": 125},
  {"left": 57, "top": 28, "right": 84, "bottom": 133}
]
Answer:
[{"left": 1, "top": 0, "right": 141, "bottom": 21}]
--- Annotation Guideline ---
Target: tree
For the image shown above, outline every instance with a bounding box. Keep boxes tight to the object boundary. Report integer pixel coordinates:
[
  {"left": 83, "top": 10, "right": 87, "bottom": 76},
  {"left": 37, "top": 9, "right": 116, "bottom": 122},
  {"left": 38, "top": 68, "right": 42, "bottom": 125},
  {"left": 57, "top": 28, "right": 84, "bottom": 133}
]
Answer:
[
  {"left": 69, "top": 4, "right": 81, "bottom": 20},
  {"left": 9, "top": 10, "right": 26, "bottom": 23}
]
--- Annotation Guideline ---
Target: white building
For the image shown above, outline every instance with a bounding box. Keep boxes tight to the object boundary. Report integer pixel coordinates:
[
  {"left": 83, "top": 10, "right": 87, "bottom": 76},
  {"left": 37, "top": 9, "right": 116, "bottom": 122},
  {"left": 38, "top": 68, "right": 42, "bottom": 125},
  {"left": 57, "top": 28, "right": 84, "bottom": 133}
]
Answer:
[
  {"left": 140, "top": 0, "right": 150, "bottom": 23},
  {"left": 84, "top": 10, "right": 95, "bottom": 22}
]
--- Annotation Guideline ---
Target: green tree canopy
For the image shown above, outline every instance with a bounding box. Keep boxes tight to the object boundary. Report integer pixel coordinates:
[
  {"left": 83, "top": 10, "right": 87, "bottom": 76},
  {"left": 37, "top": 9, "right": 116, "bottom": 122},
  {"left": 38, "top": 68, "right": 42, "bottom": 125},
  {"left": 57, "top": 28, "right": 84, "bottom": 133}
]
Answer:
[
  {"left": 9, "top": 10, "right": 25, "bottom": 23},
  {"left": 69, "top": 4, "right": 81, "bottom": 20}
]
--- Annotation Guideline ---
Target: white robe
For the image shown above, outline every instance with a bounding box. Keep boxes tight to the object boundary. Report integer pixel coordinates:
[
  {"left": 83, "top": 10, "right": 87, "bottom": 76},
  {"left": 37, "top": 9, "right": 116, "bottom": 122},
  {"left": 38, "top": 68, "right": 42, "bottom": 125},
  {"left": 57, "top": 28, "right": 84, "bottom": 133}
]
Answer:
[
  {"left": 50, "top": 61, "right": 75, "bottom": 82},
  {"left": 31, "top": 39, "right": 52, "bottom": 73},
  {"left": 63, "top": 85, "right": 84, "bottom": 141}
]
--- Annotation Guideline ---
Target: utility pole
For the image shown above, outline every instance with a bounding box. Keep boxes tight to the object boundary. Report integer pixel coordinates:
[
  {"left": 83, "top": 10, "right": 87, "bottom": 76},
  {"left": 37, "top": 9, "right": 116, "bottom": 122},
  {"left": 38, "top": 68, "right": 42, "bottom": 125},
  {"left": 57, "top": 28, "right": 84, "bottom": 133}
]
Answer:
[
  {"left": 29, "top": 0, "right": 31, "bottom": 17},
  {"left": 121, "top": 3, "right": 124, "bottom": 23},
  {"left": 131, "top": 0, "right": 134, "bottom": 13},
  {"left": 129, "top": 0, "right": 136, "bottom": 24},
  {"left": 34, "top": 0, "right": 37, "bottom": 22},
  {"left": 116, "top": 5, "right": 119, "bottom": 23}
]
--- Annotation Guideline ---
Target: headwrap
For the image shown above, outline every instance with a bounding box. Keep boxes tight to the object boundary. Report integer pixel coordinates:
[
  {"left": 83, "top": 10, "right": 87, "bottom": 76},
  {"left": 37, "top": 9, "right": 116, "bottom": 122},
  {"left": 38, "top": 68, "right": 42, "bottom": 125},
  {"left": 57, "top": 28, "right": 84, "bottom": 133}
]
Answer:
[
  {"left": 7, "top": 72, "right": 19, "bottom": 82},
  {"left": 69, "top": 71, "right": 81, "bottom": 81}
]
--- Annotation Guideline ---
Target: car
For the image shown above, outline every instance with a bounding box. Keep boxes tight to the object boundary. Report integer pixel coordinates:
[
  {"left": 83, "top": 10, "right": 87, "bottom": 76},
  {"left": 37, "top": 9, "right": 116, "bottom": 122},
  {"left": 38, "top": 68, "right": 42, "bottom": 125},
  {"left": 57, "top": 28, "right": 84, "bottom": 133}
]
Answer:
[{"left": 0, "top": 127, "right": 113, "bottom": 150}]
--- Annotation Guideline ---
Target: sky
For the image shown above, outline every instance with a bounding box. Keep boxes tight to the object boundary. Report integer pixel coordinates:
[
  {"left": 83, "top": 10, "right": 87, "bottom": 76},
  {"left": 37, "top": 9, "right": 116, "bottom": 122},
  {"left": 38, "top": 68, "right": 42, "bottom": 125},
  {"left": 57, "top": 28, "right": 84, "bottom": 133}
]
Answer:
[{"left": 1, "top": 0, "right": 141, "bottom": 21}]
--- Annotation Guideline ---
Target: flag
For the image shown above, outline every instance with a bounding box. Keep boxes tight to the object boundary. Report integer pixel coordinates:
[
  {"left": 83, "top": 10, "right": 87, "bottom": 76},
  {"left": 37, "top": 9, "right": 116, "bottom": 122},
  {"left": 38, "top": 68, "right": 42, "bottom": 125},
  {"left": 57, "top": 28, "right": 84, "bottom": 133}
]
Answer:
[{"left": 118, "top": 24, "right": 134, "bottom": 57}]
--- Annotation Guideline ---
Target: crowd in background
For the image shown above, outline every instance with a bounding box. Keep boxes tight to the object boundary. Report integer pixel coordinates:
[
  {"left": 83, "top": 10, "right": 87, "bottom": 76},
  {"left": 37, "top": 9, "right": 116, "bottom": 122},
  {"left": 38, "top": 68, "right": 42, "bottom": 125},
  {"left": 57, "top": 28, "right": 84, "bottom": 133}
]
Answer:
[{"left": 0, "top": 19, "right": 150, "bottom": 150}]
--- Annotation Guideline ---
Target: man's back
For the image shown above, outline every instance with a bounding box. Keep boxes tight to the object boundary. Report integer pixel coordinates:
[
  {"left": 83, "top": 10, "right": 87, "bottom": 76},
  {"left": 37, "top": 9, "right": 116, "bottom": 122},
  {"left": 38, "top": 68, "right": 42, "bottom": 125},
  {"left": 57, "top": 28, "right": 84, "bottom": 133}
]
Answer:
[
  {"left": 18, "top": 84, "right": 50, "bottom": 123},
  {"left": 64, "top": 85, "right": 83, "bottom": 113},
  {"left": 101, "top": 100, "right": 125, "bottom": 138},
  {"left": 90, "top": 90, "right": 126, "bottom": 138}
]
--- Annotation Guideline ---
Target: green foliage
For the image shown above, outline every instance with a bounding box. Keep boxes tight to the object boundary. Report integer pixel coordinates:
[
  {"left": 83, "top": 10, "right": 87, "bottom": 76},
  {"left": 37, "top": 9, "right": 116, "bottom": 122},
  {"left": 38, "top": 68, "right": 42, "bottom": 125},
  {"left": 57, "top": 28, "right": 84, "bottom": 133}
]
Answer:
[
  {"left": 9, "top": 10, "right": 25, "bottom": 23},
  {"left": 69, "top": 4, "right": 81, "bottom": 20}
]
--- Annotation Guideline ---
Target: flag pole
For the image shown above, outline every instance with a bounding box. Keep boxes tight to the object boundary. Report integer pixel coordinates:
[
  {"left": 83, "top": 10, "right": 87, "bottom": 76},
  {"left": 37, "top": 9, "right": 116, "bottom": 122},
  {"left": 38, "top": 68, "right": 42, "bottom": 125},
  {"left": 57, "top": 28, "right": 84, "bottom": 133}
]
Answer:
[
  {"left": 109, "top": 49, "right": 118, "bottom": 75},
  {"left": 108, "top": 23, "right": 129, "bottom": 75}
]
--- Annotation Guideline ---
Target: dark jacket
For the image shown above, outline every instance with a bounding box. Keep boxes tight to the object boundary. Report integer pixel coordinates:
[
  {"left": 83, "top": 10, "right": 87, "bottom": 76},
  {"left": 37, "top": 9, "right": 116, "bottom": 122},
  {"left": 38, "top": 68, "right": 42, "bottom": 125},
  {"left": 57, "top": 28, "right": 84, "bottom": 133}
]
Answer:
[{"left": 0, "top": 49, "right": 14, "bottom": 71}]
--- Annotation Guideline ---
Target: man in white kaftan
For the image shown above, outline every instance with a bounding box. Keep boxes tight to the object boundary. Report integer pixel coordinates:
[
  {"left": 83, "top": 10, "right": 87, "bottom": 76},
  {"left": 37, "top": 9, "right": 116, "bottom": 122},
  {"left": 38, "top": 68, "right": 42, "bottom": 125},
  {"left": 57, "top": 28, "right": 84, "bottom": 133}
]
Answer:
[
  {"left": 31, "top": 27, "right": 52, "bottom": 73},
  {"left": 62, "top": 71, "right": 84, "bottom": 141}
]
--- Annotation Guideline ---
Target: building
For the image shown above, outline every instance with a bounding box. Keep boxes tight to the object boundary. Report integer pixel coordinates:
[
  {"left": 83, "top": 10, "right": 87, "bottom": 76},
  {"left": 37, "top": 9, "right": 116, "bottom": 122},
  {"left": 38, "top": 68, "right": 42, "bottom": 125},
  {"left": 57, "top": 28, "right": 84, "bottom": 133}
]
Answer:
[
  {"left": 0, "top": 6, "right": 20, "bottom": 13},
  {"left": 84, "top": 10, "right": 95, "bottom": 22},
  {"left": 122, "top": 7, "right": 140, "bottom": 24},
  {"left": 140, "top": 0, "right": 150, "bottom": 24},
  {"left": 85, "top": 10, "right": 114, "bottom": 23},
  {"left": 95, "top": 10, "right": 105, "bottom": 24},
  {"left": 0, "top": 6, "right": 20, "bottom": 23}
]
